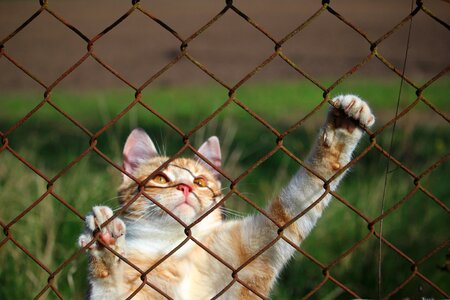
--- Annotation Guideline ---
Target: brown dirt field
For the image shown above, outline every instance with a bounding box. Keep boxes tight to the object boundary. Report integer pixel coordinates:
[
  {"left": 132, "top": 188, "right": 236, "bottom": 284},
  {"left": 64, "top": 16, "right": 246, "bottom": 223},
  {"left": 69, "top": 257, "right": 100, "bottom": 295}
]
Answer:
[{"left": 0, "top": 0, "right": 449, "bottom": 91}]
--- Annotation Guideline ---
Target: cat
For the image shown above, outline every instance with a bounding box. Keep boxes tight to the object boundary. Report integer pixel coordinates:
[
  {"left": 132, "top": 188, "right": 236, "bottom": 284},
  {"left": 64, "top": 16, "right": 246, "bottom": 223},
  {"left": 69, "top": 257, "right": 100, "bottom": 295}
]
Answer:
[{"left": 78, "top": 95, "right": 375, "bottom": 299}]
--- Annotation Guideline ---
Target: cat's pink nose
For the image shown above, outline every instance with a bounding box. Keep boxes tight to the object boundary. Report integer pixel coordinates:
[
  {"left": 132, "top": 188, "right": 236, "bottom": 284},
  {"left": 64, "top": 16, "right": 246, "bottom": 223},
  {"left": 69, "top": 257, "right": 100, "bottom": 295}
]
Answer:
[{"left": 176, "top": 184, "right": 192, "bottom": 198}]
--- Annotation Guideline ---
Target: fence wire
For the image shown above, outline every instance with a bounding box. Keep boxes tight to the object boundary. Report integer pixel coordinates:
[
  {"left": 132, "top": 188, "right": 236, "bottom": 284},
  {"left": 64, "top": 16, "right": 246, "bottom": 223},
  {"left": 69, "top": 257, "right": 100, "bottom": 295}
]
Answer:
[{"left": 0, "top": 0, "right": 449, "bottom": 299}]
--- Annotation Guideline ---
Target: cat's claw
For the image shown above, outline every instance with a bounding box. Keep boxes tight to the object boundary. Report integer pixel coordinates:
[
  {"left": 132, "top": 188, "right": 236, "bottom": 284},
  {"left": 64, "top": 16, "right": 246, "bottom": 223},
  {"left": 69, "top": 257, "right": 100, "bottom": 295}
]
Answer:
[
  {"left": 331, "top": 95, "right": 375, "bottom": 128},
  {"left": 78, "top": 206, "right": 126, "bottom": 250}
]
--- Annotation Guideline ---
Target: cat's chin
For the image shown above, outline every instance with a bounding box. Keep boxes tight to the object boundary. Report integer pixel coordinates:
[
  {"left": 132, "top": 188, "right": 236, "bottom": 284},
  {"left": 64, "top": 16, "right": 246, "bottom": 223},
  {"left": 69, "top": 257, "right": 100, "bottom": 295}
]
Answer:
[{"left": 172, "top": 203, "right": 197, "bottom": 222}]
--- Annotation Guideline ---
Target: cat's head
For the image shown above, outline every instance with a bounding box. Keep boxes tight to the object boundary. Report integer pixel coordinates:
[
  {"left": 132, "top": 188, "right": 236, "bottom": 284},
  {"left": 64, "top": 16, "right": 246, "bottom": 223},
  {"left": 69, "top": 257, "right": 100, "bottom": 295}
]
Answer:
[{"left": 118, "top": 128, "right": 223, "bottom": 226}]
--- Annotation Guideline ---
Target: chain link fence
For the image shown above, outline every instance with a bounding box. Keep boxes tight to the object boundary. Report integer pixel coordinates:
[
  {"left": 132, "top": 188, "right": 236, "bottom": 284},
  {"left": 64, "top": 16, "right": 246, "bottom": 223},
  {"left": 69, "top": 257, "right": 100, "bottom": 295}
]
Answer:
[{"left": 0, "top": 0, "right": 448, "bottom": 299}]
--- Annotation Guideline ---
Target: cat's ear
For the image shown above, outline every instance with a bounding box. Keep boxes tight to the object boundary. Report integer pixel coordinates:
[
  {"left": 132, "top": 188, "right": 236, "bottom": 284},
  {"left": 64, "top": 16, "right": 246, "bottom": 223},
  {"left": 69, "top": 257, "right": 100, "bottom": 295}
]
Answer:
[
  {"left": 123, "top": 128, "right": 158, "bottom": 175},
  {"left": 196, "top": 136, "right": 221, "bottom": 178}
]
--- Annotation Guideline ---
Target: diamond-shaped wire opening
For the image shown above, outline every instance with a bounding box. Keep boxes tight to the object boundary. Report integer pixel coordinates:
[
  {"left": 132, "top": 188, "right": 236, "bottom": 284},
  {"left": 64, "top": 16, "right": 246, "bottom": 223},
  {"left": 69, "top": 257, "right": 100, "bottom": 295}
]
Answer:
[
  {"left": 186, "top": 9, "right": 275, "bottom": 85},
  {"left": 4, "top": 101, "right": 91, "bottom": 177},
  {"left": 377, "top": 9, "right": 450, "bottom": 80},
  {"left": 337, "top": 146, "right": 414, "bottom": 218},
  {"left": 138, "top": 59, "right": 230, "bottom": 132},
  {"left": 7, "top": 193, "right": 84, "bottom": 267},
  {"left": 2, "top": 10, "right": 86, "bottom": 85},
  {"left": 374, "top": 101, "right": 449, "bottom": 174},
  {"left": 172, "top": 96, "right": 283, "bottom": 177},
  {"left": 92, "top": 10, "right": 182, "bottom": 88},
  {"left": 233, "top": 150, "right": 297, "bottom": 208},
  {"left": 234, "top": 58, "right": 328, "bottom": 132},
  {"left": 301, "top": 197, "right": 371, "bottom": 260},
  {"left": 51, "top": 150, "right": 125, "bottom": 214},
  {"left": 282, "top": 11, "right": 370, "bottom": 79}
]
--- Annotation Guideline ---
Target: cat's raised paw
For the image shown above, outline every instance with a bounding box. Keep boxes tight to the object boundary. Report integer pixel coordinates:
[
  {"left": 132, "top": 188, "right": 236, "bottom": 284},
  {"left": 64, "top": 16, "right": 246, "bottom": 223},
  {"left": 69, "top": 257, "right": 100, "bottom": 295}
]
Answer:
[
  {"left": 78, "top": 206, "right": 126, "bottom": 250},
  {"left": 330, "top": 95, "right": 375, "bottom": 128}
]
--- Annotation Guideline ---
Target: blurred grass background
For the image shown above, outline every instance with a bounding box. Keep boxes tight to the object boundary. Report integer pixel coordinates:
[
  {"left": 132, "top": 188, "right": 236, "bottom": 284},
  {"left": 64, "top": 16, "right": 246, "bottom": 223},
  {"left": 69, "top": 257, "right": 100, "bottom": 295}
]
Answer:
[{"left": 0, "top": 79, "right": 448, "bottom": 299}]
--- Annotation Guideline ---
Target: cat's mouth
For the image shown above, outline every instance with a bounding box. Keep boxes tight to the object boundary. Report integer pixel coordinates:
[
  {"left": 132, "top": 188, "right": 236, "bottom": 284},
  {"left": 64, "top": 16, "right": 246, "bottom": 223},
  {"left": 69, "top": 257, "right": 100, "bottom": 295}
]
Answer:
[
  {"left": 172, "top": 196, "right": 197, "bottom": 216},
  {"left": 172, "top": 203, "right": 198, "bottom": 222}
]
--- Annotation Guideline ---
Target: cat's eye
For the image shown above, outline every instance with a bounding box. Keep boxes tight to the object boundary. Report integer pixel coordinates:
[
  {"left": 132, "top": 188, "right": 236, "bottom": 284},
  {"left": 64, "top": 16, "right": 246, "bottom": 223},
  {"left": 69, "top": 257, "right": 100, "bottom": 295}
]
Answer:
[
  {"left": 152, "top": 173, "right": 169, "bottom": 184},
  {"left": 193, "top": 177, "right": 207, "bottom": 187}
]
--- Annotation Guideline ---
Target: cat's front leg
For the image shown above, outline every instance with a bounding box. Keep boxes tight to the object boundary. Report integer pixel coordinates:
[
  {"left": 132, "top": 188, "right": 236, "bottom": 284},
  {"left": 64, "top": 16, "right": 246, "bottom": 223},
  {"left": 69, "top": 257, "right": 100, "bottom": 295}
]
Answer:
[
  {"left": 78, "top": 206, "right": 126, "bottom": 299},
  {"left": 223, "top": 95, "right": 375, "bottom": 297},
  {"left": 277, "top": 94, "right": 375, "bottom": 242}
]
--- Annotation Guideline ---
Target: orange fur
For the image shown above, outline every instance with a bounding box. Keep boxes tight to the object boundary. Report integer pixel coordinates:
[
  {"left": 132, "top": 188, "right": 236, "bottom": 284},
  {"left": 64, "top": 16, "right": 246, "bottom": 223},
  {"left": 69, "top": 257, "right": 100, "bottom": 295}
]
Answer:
[
  {"left": 79, "top": 96, "right": 375, "bottom": 299},
  {"left": 269, "top": 197, "right": 304, "bottom": 243}
]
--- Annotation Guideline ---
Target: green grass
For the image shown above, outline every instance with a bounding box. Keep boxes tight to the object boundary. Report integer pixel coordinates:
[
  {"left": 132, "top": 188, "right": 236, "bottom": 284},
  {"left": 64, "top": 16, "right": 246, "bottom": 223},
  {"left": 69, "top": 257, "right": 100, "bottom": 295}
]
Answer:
[
  {"left": 1, "top": 78, "right": 448, "bottom": 127},
  {"left": 0, "top": 79, "right": 449, "bottom": 299}
]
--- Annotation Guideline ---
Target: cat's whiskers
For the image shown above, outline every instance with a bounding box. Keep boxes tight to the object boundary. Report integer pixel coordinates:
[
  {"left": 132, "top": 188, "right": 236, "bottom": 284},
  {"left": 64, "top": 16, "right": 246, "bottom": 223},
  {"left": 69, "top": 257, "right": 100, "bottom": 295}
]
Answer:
[
  {"left": 219, "top": 206, "right": 244, "bottom": 219},
  {"left": 102, "top": 195, "right": 127, "bottom": 205},
  {"left": 126, "top": 204, "right": 162, "bottom": 223}
]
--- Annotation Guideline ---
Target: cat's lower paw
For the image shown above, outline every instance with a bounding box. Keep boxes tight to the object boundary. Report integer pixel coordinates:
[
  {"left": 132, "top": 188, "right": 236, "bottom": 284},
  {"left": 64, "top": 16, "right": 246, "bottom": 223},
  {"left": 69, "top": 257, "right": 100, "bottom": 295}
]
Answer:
[
  {"left": 330, "top": 95, "right": 375, "bottom": 129},
  {"left": 78, "top": 206, "right": 126, "bottom": 251},
  {"left": 79, "top": 206, "right": 126, "bottom": 278}
]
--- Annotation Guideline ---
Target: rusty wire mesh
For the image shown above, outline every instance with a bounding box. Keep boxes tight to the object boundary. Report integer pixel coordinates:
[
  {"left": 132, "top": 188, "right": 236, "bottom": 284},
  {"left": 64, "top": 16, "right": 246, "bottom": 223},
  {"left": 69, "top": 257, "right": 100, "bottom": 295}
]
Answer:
[{"left": 0, "top": 0, "right": 449, "bottom": 299}]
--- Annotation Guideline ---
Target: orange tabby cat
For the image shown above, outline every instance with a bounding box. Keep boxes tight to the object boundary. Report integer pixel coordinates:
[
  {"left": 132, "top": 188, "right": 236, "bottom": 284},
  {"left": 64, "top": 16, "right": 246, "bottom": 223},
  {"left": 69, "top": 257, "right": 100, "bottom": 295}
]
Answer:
[{"left": 78, "top": 95, "right": 375, "bottom": 299}]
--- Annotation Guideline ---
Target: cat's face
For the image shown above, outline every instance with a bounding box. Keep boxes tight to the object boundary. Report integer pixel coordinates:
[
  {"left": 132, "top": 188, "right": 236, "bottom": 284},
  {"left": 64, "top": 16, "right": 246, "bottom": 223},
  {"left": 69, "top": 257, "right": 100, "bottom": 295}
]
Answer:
[{"left": 118, "top": 129, "right": 223, "bottom": 225}]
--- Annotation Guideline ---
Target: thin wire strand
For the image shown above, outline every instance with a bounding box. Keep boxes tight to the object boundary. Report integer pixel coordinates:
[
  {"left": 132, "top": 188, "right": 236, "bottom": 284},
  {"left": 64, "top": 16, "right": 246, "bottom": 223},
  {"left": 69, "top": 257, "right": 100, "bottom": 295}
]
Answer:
[{"left": 378, "top": 0, "right": 415, "bottom": 298}]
